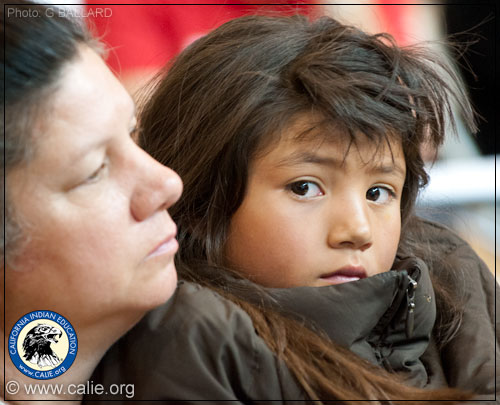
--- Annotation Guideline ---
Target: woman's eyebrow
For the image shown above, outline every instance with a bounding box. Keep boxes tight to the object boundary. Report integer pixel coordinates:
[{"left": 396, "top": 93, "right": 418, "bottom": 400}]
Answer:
[
  {"left": 70, "top": 109, "right": 137, "bottom": 164},
  {"left": 69, "top": 137, "right": 108, "bottom": 164}
]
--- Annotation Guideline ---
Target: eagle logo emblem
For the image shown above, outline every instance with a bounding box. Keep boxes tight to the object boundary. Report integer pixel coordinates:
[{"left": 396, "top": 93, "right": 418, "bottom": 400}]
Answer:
[
  {"left": 22, "top": 324, "right": 63, "bottom": 368},
  {"left": 9, "top": 311, "right": 78, "bottom": 380}
]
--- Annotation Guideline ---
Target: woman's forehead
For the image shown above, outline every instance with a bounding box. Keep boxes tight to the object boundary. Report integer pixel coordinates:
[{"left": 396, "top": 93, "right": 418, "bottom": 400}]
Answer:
[
  {"left": 32, "top": 46, "right": 134, "bottom": 162},
  {"left": 51, "top": 46, "right": 133, "bottom": 121}
]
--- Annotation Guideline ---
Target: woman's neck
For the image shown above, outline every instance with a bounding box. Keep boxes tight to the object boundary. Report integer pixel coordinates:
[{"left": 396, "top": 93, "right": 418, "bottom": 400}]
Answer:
[{"left": 2, "top": 312, "right": 144, "bottom": 404}]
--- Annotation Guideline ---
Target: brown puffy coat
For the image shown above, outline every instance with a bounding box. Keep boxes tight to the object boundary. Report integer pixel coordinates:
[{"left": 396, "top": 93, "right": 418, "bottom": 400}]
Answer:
[{"left": 86, "top": 220, "right": 498, "bottom": 402}]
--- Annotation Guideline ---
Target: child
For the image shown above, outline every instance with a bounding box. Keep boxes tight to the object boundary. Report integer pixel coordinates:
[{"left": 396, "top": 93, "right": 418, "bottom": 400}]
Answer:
[{"left": 89, "top": 15, "right": 497, "bottom": 403}]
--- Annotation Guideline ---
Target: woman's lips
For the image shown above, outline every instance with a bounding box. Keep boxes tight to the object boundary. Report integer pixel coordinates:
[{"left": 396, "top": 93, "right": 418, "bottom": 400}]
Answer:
[
  {"left": 319, "top": 266, "right": 367, "bottom": 285},
  {"left": 145, "top": 232, "right": 178, "bottom": 261}
]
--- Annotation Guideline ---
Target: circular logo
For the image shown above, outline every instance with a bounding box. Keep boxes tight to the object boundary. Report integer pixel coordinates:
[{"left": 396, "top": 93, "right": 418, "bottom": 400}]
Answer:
[{"left": 8, "top": 311, "right": 78, "bottom": 380}]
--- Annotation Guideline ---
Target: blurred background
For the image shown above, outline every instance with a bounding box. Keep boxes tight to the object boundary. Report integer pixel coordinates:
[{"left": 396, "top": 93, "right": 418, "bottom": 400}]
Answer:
[{"left": 45, "top": 0, "right": 497, "bottom": 277}]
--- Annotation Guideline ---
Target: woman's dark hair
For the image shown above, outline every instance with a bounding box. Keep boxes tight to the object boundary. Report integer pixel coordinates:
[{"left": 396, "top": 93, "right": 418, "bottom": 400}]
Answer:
[
  {"left": 2, "top": 1, "right": 96, "bottom": 264},
  {"left": 139, "top": 15, "right": 476, "bottom": 402}
]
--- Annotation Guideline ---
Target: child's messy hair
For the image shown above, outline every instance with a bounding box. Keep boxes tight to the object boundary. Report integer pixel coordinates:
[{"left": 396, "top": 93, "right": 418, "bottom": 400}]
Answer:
[{"left": 139, "top": 14, "right": 475, "bottom": 403}]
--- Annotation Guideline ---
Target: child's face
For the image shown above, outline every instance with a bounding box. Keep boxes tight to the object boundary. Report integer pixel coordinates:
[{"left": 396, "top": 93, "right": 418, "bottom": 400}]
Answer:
[{"left": 224, "top": 122, "right": 406, "bottom": 288}]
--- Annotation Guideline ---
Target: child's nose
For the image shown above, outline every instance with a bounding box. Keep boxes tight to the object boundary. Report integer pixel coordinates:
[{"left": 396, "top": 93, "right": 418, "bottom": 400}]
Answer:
[
  {"left": 327, "top": 197, "right": 373, "bottom": 251},
  {"left": 130, "top": 150, "right": 183, "bottom": 222}
]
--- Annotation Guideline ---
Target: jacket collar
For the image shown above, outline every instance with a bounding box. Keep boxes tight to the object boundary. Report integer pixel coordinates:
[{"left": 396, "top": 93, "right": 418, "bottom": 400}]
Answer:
[{"left": 260, "top": 257, "right": 436, "bottom": 384}]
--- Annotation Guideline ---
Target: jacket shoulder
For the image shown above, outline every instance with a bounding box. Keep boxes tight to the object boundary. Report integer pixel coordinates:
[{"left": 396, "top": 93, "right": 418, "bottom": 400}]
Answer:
[
  {"left": 90, "top": 281, "right": 304, "bottom": 402},
  {"left": 133, "top": 281, "right": 261, "bottom": 400},
  {"left": 156, "top": 281, "right": 254, "bottom": 333},
  {"left": 416, "top": 218, "right": 473, "bottom": 253},
  {"left": 416, "top": 218, "right": 498, "bottom": 397},
  {"left": 414, "top": 218, "right": 493, "bottom": 280}
]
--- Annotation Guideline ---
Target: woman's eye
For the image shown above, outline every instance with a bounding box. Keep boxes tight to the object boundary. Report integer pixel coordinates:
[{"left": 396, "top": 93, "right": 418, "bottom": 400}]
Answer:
[
  {"left": 366, "top": 186, "right": 395, "bottom": 204},
  {"left": 287, "top": 181, "right": 324, "bottom": 199},
  {"left": 85, "top": 161, "right": 108, "bottom": 184}
]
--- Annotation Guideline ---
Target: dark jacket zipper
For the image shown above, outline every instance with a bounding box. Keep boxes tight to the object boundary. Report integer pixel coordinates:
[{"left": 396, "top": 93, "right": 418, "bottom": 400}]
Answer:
[{"left": 369, "top": 268, "right": 422, "bottom": 367}]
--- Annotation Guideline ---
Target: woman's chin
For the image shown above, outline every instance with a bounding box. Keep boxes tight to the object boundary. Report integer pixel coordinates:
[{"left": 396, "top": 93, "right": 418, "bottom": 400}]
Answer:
[{"left": 142, "top": 261, "right": 179, "bottom": 309}]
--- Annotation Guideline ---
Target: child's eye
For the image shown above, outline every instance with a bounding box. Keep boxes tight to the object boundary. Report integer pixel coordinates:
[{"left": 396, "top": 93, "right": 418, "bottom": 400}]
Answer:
[
  {"left": 287, "top": 180, "right": 324, "bottom": 199},
  {"left": 366, "top": 186, "right": 395, "bottom": 204}
]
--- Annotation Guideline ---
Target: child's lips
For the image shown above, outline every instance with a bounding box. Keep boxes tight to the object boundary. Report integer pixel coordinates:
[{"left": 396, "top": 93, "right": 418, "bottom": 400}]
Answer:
[{"left": 319, "top": 266, "right": 367, "bottom": 285}]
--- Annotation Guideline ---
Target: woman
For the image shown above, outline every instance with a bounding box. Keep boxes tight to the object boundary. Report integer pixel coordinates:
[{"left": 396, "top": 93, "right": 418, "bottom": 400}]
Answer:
[{"left": 2, "top": 2, "right": 182, "bottom": 402}]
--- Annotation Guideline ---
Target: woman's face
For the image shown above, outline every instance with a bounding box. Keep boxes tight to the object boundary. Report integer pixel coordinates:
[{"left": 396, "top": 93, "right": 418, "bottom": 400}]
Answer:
[{"left": 7, "top": 46, "right": 183, "bottom": 324}]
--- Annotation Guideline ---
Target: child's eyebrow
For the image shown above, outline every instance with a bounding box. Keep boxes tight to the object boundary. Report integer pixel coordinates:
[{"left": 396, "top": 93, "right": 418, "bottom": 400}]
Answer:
[
  {"left": 276, "top": 152, "right": 341, "bottom": 168},
  {"left": 368, "top": 163, "right": 406, "bottom": 178},
  {"left": 275, "top": 151, "right": 405, "bottom": 177}
]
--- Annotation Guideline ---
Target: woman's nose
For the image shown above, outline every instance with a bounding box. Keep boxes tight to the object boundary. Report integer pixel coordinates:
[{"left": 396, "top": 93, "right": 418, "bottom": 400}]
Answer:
[
  {"left": 327, "top": 197, "right": 373, "bottom": 251},
  {"left": 130, "top": 149, "right": 183, "bottom": 222}
]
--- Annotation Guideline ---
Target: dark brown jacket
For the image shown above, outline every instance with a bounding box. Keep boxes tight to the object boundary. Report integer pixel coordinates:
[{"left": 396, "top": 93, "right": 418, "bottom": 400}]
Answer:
[{"left": 86, "top": 220, "right": 498, "bottom": 403}]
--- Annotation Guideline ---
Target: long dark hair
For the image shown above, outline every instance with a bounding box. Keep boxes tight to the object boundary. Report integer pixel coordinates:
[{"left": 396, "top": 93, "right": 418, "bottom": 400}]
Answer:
[{"left": 139, "top": 15, "right": 476, "bottom": 402}]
